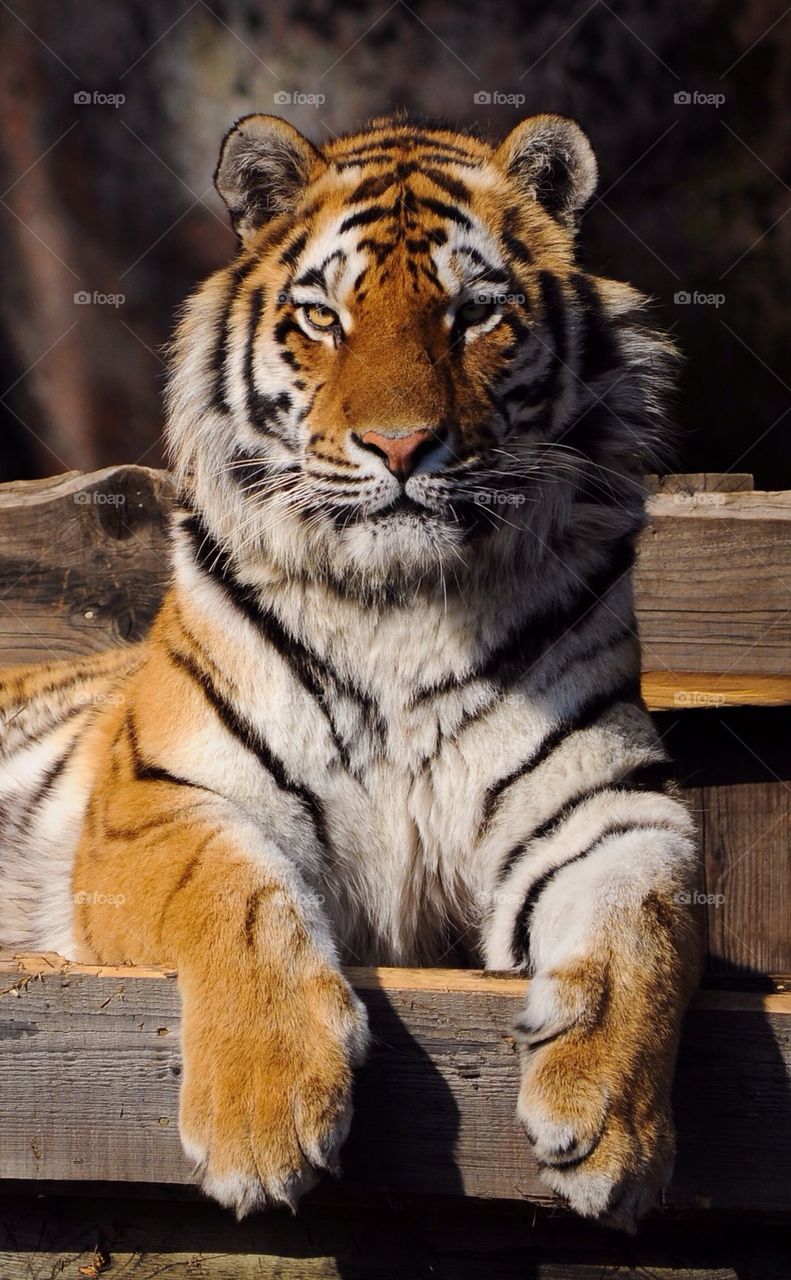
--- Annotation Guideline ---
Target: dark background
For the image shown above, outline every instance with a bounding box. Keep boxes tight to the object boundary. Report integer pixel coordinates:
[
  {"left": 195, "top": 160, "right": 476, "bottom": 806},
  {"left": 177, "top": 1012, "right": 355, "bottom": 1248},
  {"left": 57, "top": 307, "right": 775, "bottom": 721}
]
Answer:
[{"left": 1, "top": 0, "right": 789, "bottom": 484}]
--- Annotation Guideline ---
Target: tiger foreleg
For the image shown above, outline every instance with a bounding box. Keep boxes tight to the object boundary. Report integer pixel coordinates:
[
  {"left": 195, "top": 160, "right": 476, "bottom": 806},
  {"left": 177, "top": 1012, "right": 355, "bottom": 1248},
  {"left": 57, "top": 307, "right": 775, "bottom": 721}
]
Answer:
[
  {"left": 73, "top": 784, "right": 369, "bottom": 1217},
  {"left": 485, "top": 816, "right": 700, "bottom": 1230}
]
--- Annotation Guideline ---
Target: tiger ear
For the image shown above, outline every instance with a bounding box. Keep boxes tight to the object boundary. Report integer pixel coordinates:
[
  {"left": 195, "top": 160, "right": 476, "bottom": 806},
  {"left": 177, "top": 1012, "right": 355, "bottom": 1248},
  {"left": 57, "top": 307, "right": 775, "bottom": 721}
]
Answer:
[
  {"left": 495, "top": 115, "right": 597, "bottom": 227},
  {"left": 215, "top": 114, "right": 326, "bottom": 242}
]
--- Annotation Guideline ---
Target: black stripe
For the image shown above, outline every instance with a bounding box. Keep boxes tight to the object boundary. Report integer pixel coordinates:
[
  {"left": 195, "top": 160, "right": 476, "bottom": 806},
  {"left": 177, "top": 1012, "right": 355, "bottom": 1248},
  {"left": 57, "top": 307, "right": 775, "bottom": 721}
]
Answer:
[
  {"left": 481, "top": 538, "right": 637, "bottom": 680},
  {"left": 339, "top": 202, "right": 398, "bottom": 233},
  {"left": 480, "top": 670, "right": 642, "bottom": 833},
  {"left": 412, "top": 537, "right": 637, "bottom": 709},
  {"left": 125, "top": 712, "right": 201, "bottom": 791},
  {"left": 279, "top": 230, "right": 308, "bottom": 267},
  {"left": 155, "top": 830, "right": 221, "bottom": 936},
  {"left": 501, "top": 207, "right": 533, "bottom": 266},
  {"left": 497, "top": 758, "right": 674, "bottom": 884},
  {"left": 273, "top": 314, "right": 303, "bottom": 345},
  {"left": 211, "top": 256, "right": 257, "bottom": 413},
  {"left": 339, "top": 134, "right": 472, "bottom": 159},
  {"left": 243, "top": 289, "right": 294, "bottom": 435},
  {"left": 538, "top": 270, "right": 568, "bottom": 365},
  {"left": 182, "top": 513, "right": 386, "bottom": 762},
  {"left": 244, "top": 885, "right": 265, "bottom": 948},
  {"left": 224, "top": 449, "right": 273, "bottom": 495},
  {"left": 532, "top": 619, "right": 635, "bottom": 695},
  {"left": 571, "top": 273, "right": 620, "bottom": 384},
  {"left": 511, "top": 818, "right": 684, "bottom": 966},
  {"left": 25, "top": 741, "right": 76, "bottom": 809},
  {"left": 348, "top": 173, "right": 398, "bottom": 202},
  {"left": 415, "top": 195, "right": 472, "bottom": 229},
  {"left": 292, "top": 267, "right": 327, "bottom": 292},
  {"left": 0, "top": 733, "right": 81, "bottom": 841},
  {"left": 356, "top": 236, "right": 396, "bottom": 265},
  {"left": 503, "top": 231, "right": 533, "bottom": 267},
  {"left": 422, "top": 168, "right": 471, "bottom": 203},
  {"left": 166, "top": 640, "right": 330, "bottom": 848}
]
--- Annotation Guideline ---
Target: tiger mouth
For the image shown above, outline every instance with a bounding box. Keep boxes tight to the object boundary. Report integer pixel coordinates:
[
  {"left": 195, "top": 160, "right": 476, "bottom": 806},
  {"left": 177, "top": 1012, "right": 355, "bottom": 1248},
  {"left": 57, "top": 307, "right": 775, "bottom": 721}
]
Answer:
[{"left": 372, "top": 494, "right": 432, "bottom": 519}]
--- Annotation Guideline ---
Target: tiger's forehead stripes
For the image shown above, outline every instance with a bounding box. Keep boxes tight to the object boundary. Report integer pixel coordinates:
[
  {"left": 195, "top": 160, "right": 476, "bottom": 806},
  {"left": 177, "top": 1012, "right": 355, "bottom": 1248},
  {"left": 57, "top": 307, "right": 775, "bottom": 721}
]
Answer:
[
  {"left": 269, "top": 139, "right": 529, "bottom": 323},
  {"left": 259, "top": 128, "right": 579, "bottom": 326}
]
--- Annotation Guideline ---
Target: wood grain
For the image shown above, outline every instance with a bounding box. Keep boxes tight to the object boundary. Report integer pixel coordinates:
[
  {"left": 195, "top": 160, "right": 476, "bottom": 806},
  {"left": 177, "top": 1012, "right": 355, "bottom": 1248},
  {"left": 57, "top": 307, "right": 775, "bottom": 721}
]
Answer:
[
  {"left": 0, "top": 466, "right": 174, "bottom": 667},
  {"left": 642, "top": 671, "right": 791, "bottom": 709},
  {"left": 1, "top": 957, "right": 789, "bottom": 1213},
  {"left": 638, "top": 489, "right": 791, "bottom": 679}
]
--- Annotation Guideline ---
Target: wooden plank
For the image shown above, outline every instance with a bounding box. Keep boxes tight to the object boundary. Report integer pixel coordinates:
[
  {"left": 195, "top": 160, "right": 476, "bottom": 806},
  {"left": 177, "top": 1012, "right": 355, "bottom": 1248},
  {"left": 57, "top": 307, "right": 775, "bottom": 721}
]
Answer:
[
  {"left": 0, "top": 466, "right": 174, "bottom": 667},
  {"left": 659, "top": 707, "right": 791, "bottom": 976},
  {"left": 646, "top": 473, "right": 754, "bottom": 494},
  {"left": 0, "top": 468, "right": 790, "bottom": 698},
  {"left": 1, "top": 957, "right": 789, "bottom": 1213},
  {"left": 642, "top": 672, "right": 791, "bottom": 709},
  {"left": 1, "top": 1192, "right": 787, "bottom": 1280},
  {"left": 637, "top": 489, "right": 791, "bottom": 679}
]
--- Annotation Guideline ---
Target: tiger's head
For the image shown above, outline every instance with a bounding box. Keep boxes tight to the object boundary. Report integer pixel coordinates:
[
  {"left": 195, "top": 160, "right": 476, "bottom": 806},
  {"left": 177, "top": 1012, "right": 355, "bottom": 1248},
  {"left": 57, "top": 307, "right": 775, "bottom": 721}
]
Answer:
[{"left": 167, "top": 113, "right": 675, "bottom": 593}]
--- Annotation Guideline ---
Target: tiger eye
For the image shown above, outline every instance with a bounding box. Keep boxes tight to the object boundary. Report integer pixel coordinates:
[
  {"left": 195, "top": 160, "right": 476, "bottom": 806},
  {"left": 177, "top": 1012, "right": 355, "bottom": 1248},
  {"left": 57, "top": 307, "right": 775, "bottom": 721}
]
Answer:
[
  {"left": 456, "top": 298, "right": 497, "bottom": 328},
  {"left": 304, "top": 303, "right": 339, "bottom": 330}
]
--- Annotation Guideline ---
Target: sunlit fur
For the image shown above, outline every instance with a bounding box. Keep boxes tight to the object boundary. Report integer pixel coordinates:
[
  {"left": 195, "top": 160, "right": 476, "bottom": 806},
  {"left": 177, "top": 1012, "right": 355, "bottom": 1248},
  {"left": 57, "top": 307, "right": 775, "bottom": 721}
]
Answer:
[{"left": 0, "top": 114, "right": 700, "bottom": 1230}]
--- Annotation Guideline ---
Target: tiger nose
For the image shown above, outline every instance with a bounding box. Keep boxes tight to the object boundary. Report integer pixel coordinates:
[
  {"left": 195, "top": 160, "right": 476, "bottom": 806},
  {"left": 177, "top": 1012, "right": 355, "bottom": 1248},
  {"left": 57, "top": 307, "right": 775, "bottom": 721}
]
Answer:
[{"left": 358, "top": 428, "right": 435, "bottom": 481}]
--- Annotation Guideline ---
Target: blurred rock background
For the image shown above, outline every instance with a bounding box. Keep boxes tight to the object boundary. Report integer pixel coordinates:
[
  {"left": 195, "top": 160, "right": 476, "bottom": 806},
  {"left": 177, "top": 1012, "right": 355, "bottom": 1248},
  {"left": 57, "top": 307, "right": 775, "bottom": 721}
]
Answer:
[{"left": 0, "top": 0, "right": 789, "bottom": 483}]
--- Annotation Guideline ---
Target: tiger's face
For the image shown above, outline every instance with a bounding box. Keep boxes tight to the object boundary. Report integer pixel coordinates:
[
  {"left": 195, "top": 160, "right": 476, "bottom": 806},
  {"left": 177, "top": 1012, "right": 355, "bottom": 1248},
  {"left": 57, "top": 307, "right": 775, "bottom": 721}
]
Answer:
[{"left": 168, "top": 114, "right": 671, "bottom": 589}]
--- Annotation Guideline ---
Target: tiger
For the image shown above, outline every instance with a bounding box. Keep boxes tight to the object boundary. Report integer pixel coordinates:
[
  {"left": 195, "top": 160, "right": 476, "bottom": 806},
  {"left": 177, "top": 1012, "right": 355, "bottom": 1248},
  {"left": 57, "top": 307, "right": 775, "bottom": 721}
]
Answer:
[{"left": 0, "top": 112, "right": 700, "bottom": 1231}]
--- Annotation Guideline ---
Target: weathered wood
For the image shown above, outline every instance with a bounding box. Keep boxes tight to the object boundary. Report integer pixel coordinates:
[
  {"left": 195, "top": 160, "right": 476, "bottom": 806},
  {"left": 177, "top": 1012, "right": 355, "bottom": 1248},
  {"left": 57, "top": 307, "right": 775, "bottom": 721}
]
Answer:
[
  {"left": 0, "top": 466, "right": 174, "bottom": 667},
  {"left": 646, "top": 473, "right": 755, "bottom": 494},
  {"left": 641, "top": 671, "right": 791, "bottom": 709},
  {"left": 637, "top": 489, "right": 791, "bottom": 679},
  {"left": 1, "top": 468, "right": 790, "bottom": 698},
  {"left": 1, "top": 1192, "right": 788, "bottom": 1280},
  {"left": 1, "top": 956, "right": 790, "bottom": 1214}
]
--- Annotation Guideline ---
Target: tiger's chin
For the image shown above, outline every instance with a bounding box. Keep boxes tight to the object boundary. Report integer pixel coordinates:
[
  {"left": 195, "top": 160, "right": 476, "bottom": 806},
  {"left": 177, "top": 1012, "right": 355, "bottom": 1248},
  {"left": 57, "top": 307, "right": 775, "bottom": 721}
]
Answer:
[
  {"left": 334, "top": 503, "right": 474, "bottom": 583},
  {"left": 219, "top": 490, "right": 515, "bottom": 598}
]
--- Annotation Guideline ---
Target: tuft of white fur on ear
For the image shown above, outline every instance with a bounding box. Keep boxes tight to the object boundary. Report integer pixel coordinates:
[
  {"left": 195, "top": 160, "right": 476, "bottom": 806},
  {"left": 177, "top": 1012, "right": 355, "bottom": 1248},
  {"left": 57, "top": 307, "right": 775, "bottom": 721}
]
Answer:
[
  {"left": 495, "top": 114, "right": 598, "bottom": 226},
  {"left": 214, "top": 113, "right": 326, "bottom": 242}
]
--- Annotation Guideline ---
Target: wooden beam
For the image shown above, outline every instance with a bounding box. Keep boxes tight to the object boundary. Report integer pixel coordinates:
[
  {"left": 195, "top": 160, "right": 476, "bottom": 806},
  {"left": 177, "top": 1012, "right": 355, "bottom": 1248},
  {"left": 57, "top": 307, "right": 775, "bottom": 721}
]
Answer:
[
  {"left": 638, "top": 489, "right": 791, "bottom": 680},
  {"left": 641, "top": 671, "right": 791, "bottom": 709},
  {"left": 1, "top": 955, "right": 789, "bottom": 1213},
  {"left": 646, "top": 472, "right": 755, "bottom": 494},
  {"left": 0, "top": 466, "right": 174, "bottom": 667}
]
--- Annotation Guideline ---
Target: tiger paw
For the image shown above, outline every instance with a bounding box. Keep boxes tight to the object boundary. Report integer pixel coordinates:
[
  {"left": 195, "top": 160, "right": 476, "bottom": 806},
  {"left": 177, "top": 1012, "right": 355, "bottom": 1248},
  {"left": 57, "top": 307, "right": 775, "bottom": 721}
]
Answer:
[
  {"left": 178, "top": 967, "right": 370, "bottom": 1217},
  {"left": 514, "top": 964, "right": 678, "bottom": 1232}
]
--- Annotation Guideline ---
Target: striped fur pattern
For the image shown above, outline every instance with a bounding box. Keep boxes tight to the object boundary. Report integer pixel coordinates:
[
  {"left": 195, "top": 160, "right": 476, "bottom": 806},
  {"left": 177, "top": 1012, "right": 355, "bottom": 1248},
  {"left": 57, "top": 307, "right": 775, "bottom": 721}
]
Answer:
[{"left": 0, "top": 113, "right": 700, "bottom": 1230}]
